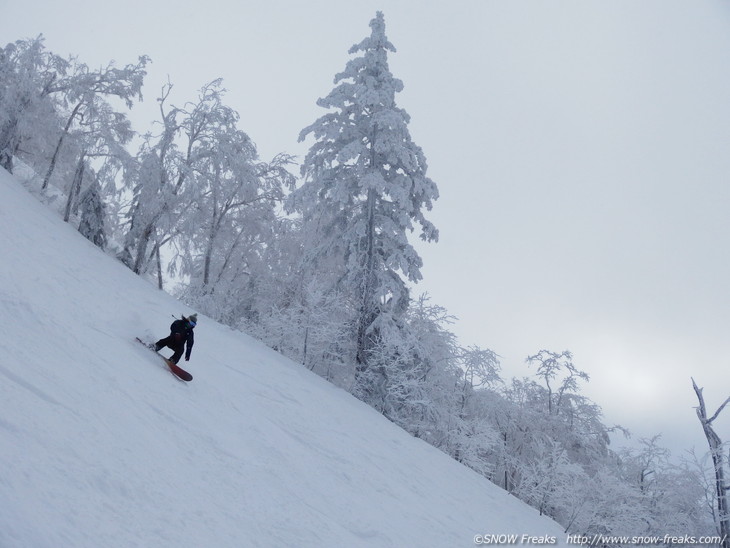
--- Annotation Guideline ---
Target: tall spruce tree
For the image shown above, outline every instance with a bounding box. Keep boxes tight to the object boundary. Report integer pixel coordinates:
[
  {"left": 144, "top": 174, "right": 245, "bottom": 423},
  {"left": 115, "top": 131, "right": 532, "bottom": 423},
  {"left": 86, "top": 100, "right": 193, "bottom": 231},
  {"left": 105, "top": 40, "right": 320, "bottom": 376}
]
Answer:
[{"left": 291, "top": 12, "right": 439, "bottom": 397}]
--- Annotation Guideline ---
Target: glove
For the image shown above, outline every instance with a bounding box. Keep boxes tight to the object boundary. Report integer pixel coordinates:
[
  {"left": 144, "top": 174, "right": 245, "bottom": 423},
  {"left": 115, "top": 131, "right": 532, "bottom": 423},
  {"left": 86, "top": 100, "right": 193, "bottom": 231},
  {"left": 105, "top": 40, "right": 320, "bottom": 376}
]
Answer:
[{"left": 185, "top": 356, "right": 189, "bottom": 361}]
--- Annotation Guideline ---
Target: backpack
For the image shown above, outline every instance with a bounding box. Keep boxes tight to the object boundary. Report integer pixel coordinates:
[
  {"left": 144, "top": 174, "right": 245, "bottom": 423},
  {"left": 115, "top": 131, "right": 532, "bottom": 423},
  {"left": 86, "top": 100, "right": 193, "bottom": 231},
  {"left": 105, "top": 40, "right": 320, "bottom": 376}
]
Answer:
[{"left": 170, "top": 319, "right": 188, "bottom": 334}]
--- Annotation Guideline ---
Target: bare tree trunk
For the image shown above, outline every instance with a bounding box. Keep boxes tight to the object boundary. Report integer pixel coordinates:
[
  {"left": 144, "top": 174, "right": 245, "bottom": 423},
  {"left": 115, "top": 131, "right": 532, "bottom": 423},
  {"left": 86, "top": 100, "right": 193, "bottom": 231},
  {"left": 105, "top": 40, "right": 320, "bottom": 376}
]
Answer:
[
  {"left": 133, "top": 223, "right": 153, "bottom": 274},
  {"left": 302, "top": 326, "right": 310, "bottom": 368},
  {"left": 203, "top": 225, "right": 216, "bottom": 287},
  {"left": 0, "top": 117, "right": 19, "bottom": 173},
  {"left": 692, "top": 378, "right": 730, "bottom": 548},
  {"left": 64, "top": 154, "right": 86, "bottom": 222},
  {"left": 42, "top": 101, "right": 83, "bottom": 190},
  {"left": 155, "top": 244, "right": 163, "bottom": 290}
]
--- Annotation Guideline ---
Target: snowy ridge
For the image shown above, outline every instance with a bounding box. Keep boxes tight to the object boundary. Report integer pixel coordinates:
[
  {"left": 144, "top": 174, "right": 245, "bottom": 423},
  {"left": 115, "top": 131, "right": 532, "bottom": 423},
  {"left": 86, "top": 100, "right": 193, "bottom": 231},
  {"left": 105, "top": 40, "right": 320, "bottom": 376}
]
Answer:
[{"left": 0, "top": 168, "right": 566, "bottom": 547}]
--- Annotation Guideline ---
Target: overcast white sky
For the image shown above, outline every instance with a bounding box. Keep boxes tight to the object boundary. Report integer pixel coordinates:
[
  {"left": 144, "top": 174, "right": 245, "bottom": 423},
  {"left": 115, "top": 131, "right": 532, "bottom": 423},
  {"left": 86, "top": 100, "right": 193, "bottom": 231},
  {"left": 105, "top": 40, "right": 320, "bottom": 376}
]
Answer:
[{"left": 3, "top": 0, "right": 729, "bottom": 456}]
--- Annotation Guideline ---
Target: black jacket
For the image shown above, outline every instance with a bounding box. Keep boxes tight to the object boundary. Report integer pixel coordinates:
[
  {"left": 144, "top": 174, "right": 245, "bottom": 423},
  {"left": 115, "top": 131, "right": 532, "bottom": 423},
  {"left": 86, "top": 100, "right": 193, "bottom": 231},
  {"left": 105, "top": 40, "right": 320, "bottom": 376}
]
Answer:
[{"left": 170, "top": 319, "right": 195, "bottom": 360}]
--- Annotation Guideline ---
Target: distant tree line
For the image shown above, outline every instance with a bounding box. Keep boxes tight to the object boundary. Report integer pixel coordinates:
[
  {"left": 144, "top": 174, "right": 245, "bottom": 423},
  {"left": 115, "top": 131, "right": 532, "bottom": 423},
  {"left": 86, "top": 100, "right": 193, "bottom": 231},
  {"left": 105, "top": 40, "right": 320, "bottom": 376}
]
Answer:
[{"left": 2, "top": 14, "right": 727, "bottom": 540}]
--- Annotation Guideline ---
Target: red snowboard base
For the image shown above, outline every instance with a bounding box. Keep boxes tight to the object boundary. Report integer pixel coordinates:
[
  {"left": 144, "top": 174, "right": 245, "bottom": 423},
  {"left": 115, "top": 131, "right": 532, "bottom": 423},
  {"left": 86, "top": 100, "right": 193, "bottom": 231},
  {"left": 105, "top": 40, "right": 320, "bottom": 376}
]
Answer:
[{"left": 163, "top": 357, "right": 193, "bottom": 382}]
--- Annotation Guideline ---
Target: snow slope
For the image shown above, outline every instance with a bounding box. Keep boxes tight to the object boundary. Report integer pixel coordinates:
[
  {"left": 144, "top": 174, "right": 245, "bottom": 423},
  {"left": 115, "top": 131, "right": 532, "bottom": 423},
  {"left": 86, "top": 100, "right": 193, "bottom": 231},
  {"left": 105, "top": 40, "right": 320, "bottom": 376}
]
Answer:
[{"left": 0, "top": 168, "right": 567, "bottom": 547}]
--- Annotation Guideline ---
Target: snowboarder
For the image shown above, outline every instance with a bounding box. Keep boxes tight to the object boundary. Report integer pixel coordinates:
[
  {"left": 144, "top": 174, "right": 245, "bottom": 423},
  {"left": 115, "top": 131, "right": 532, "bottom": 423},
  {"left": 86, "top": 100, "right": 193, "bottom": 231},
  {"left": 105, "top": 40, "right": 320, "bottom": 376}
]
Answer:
[{"left": 155, "top": 313, "right": 197, "bottom": 364}]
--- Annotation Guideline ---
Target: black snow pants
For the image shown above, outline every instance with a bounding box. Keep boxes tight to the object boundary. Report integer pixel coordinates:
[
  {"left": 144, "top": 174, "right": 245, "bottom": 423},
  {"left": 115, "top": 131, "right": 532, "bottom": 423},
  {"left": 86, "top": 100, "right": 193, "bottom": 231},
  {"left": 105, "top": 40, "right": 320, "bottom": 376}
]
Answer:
[{"left": 155, "top": 333, "right": 185, "bottom": 364}]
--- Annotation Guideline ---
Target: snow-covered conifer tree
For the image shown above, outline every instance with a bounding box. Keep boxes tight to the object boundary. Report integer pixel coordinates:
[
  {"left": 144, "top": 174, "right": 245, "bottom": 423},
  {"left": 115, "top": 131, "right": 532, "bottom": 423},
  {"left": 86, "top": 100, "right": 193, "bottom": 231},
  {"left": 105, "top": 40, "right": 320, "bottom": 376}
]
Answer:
[
  {"left": 290, "top": 12, "right": 439, "bottom": 398},
  {"left": 78, "top": 172, "right": 107, "bottom": 249}
]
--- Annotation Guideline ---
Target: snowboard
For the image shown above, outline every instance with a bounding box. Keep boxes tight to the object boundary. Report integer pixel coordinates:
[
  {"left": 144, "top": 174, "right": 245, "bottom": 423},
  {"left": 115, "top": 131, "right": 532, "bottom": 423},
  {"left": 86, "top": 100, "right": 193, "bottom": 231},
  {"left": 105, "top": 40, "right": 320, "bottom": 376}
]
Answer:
[{"left": 135, "top": 337, "right": 193, "bottom": 382}]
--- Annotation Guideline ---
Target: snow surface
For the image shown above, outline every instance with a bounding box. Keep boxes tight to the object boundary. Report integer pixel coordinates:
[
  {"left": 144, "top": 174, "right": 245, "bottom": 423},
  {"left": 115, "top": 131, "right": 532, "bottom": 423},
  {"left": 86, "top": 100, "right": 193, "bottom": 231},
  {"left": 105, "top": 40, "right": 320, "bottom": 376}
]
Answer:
[{"left": 0, "top": 167, "right": 567, "bottom": 547}]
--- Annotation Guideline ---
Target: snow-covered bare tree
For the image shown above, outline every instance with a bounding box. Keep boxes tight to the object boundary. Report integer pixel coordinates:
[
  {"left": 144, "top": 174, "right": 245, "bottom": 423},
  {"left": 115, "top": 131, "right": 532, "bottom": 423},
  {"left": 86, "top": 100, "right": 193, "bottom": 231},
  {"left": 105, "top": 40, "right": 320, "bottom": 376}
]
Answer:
[
  {"left": 290, "top": 11, "right": 438, "bottom": 400},
  {"left": 368, "top": 297, "right": 456, "bottom": 424},
  {"left": 41, "top": 54, "right": 147, "bottom": 190},
  {"left": 618, "top": 438, "right": 708, "bottom": 538},
  {"left": 185, "top": 142, "right": 294, "bottom": 290},
  {"left": 517, "top": 438, "right": 575, "bottom": 517},
  {"left": 121, "top": 79, "right": 294, "bottom": 299},
  {"left": 687, "top": 449, "right": 730, "bottom": 536},
  {"left": 692, "top": 378, "right": 730, "bottom": 547},
  {"left": 62, "top": 98, "right": 135, "bottom": 225},
  {"left": 574, "top": 468, "right": 647, "bottom": 536},
  {"left": 236, "top": 215, "right": 358, "bottom": 382},
  {"left": 119, "top": 82, "right": 185, "bottom": 278},
  {"left": 0, "top": 36, "right": 69, "bottom": 173},
  {"left": 526, "top": 350, "right": 590, "bottom": 416}
]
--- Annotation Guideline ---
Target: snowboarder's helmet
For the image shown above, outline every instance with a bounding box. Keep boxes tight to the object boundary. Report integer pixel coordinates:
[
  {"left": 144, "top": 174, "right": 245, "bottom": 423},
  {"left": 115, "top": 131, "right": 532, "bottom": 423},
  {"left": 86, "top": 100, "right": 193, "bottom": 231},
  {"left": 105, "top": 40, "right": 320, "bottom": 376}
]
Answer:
[{"left": 187, "top": 313, "right": 198, "bottom": 327}]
